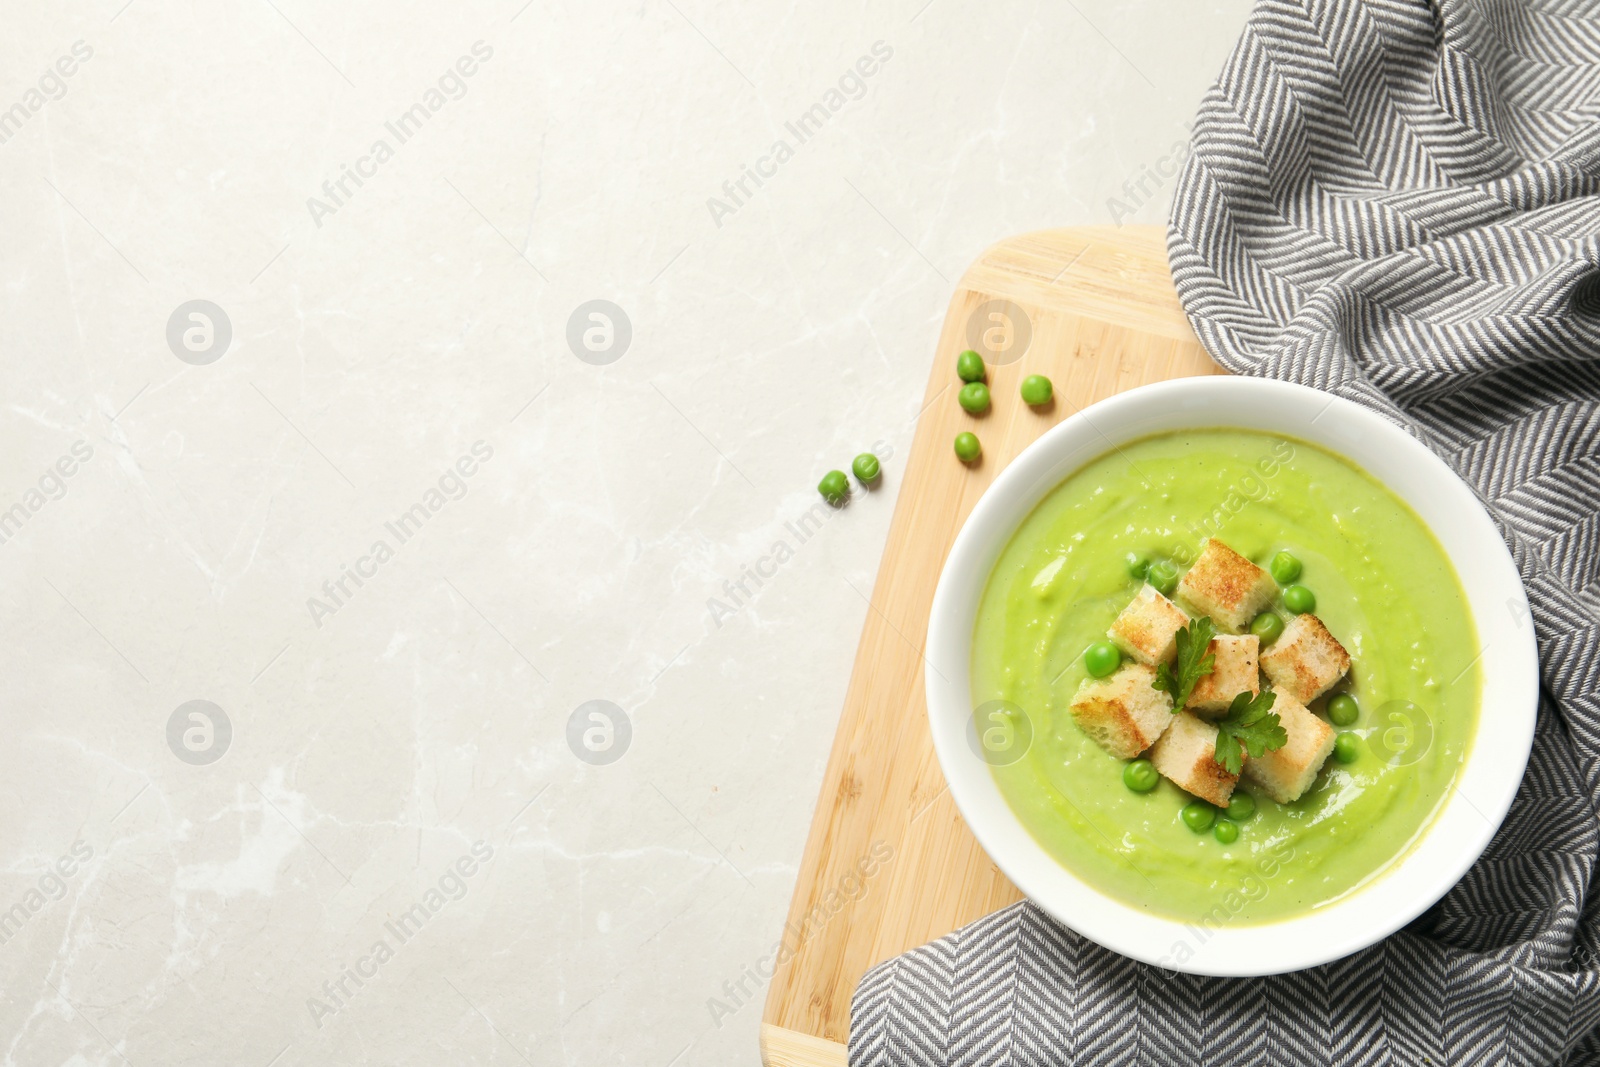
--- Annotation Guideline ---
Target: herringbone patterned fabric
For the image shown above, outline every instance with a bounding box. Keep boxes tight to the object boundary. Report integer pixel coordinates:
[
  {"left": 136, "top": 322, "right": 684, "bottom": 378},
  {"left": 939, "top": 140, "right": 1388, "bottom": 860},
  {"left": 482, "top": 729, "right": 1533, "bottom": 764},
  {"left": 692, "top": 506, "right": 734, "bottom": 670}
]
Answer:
[{"left": 850, "top": 1, "right": 1600, "bottom": 1062}]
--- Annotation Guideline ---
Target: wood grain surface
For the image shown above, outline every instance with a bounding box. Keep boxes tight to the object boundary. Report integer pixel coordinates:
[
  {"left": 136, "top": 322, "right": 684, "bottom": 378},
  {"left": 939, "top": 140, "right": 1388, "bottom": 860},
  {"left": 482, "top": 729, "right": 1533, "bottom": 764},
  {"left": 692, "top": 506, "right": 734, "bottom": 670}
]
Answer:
[{"left": 759, "top": 225, "right": 1222, "bottom": 1066}]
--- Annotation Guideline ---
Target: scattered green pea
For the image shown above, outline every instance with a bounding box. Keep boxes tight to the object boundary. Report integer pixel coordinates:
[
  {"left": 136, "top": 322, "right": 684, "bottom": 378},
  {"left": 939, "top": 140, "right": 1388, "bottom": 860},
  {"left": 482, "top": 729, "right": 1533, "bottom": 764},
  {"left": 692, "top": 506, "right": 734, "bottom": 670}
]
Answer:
[
  {"left": 1085, "top": 641, "right": 1121, "bottom": 678},
  {"left": 1213, "top": 819, "right": 1239, "bottom": 844},
  {"left": 1147, "top": 561, "right": 1179, "bottom": 596},
  {"left": 954, "top": 432, "right": 982, "bottom": 462},
  {"left": 1020, "top": 374, "right": 1053, "bottom": 406},
  {"left": 1225, "top": 793, "right": 1256, "bottom": 821},
  {"left": 956, "top": 349, "right": 986, "bottom": 382},
  {"left": 1283, "top": 585, "right": 1316, "bottom": 614},
  {"left": 958, "top": 381, "right": 991, "bottom": 414},
  {"left": 1270, "top": 551, "right": 1302, "bottom": 584},
  {"left": 817, "top": 470, "right": 849, "bottom": 504},
  {"left": 1250, "top": 611, "right": 1285, "bottom": 645},
  {"left": 1334, "top": 732, "right": 1361, "bottom": 763},
  {"left": 851, "top": 452, "right": 880, "bottom": 484},
  {"left": 1123, "top": 758, "right": 1159, "bottom": 793},
  {"left": 1126, "top": 553, "right": 1151, "bottom": 580},
  {"left": 1180, "top": 802, "right": 1216, "bottom": 833},
  {"left": 1327, "top": 693, "right": 1359, "bottom": 726}
]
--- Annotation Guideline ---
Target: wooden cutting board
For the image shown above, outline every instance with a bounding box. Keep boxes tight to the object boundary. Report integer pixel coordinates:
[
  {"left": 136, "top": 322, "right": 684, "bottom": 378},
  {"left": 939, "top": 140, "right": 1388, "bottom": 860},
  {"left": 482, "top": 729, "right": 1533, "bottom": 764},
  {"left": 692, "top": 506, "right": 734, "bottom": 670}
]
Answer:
[{"left": 759, "top": 225, "right": 1224, "bottom": 1066}]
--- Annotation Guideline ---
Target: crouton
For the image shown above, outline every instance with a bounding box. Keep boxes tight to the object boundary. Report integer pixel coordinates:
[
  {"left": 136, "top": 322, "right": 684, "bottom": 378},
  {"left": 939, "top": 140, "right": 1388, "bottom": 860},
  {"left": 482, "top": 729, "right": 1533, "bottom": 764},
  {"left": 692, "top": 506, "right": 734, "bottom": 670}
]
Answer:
[
  {"left": 1107, "top": 584, "right": 1189, "bottom": 666},
  {"left": 1186, "top": 634, "right": 1261, "bottom": 716},
  {"left": 1176, "top": 539, "right": 1277, "bottom": 632},
  {"left": 1069, "top": 662, "right": 1174, "bottom": 759},
  {"left": 1259, "top": 613, "right": 1350, "bottom": 703},
  {"left": 1242, "top": 692, "right": 1335, "bottom": 803},
  {"left": 1148, "top": 710, "right": 1238, "bottom": 807}
]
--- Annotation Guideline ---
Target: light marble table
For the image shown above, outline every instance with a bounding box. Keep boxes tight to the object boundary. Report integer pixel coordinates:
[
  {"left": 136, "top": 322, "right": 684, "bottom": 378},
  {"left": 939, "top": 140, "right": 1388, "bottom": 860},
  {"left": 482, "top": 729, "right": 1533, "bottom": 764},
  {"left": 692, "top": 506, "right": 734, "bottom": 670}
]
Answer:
[{"left": 0, "top": 1, "right": 1249, "bottom": 1063}]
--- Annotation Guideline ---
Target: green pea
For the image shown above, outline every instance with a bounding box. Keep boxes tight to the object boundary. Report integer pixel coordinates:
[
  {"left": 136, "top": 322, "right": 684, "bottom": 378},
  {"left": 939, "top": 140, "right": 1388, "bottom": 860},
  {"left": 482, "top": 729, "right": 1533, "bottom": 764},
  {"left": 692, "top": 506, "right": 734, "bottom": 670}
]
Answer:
[
  {"left": 1270, "top": 551, "right": 1302, "bottom": 584},
  {"left": 953, "top": 432, "right": 981, "bottom": 462},
  {"left": 851, "top": 452, "right": 881, "bottom": 484},
  {"left": 958, "top": 382, "right": 991, "bottom": 414},
  {"left": 1327, "top": 693, "right": 1359, "bottom": 726},
  {"left": 1020, "top": 374, "right": 1053, "bottom": 406},
  {"left": 1213, "top": 819, "right": 1239, "bottom": 844},
  {"left": 1250, "top": 611, "right": 1285, "bottom": 644},
  {"left": 1225, "top": 792, "right": 1256, "bottom": 821},
  {"left": 1085, "top": 641, "right": 1121, "bottom": 678},
  {"left": 1334, "top": 732, "right": 1360, "bottom": 763},
  {"left": 1283, "top": 585, "right": 1316, "bottom": 614},
  {"left": 956, "top": 349, "right": 986, "bottom": 382},
  {"left": 1123, "top": 758, "right": 1158, "bottom": 793},
  {"left": 1180, "top": 802, "right": 1216, "bottom": 833},
  {"left": 817, "top": 470, "right": 848, "bottom": 504},
  {"left": 1147, "top": 561, "right": 1179, "bottom": 596},
  {"left": 1126, "top": 553, "right": 1151, "bottom": 580}
]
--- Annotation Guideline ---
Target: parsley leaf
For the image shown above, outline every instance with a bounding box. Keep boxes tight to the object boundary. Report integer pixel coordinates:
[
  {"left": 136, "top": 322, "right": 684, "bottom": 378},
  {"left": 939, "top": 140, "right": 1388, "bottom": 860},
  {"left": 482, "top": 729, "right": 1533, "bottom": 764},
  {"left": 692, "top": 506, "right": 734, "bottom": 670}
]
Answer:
[
  {"left": 1213, "top": 689, "right": 1288, "bottom": 776},
  {"left": 1152, "top": 616, "right": 1217, "bottom": 710}
]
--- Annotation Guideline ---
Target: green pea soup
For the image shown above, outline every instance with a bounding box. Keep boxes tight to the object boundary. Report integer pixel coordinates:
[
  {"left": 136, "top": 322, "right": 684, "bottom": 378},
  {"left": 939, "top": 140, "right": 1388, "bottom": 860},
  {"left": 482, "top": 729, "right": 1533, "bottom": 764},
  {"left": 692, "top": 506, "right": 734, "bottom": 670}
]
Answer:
[{"left": 971, "top": 428, "right": 1480, "bottom": 927}]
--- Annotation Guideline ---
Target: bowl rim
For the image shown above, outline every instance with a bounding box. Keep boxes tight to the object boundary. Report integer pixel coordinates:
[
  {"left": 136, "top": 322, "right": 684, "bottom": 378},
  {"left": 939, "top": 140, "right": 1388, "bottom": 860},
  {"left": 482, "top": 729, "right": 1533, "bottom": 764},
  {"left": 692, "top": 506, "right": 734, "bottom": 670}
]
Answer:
[{"left": 924, "top": 376, "right": 1538, "bottom": 976}]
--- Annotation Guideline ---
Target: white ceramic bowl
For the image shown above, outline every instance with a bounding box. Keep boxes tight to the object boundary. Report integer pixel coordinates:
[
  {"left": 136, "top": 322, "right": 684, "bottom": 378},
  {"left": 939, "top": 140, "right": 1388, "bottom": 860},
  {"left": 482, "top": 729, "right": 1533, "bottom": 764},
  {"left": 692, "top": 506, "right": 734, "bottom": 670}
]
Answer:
[{"left": 925, "top": 376, "right": 1537, "bottom": 976}]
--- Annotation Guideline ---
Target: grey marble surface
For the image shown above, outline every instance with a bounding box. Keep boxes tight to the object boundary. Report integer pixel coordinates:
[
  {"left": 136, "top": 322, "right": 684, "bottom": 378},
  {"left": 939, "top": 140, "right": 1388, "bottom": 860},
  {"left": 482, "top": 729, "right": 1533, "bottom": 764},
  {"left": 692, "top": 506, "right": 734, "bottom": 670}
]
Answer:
[{"left": 0, "top": 1, "right": 1248, "bottom": 1063}]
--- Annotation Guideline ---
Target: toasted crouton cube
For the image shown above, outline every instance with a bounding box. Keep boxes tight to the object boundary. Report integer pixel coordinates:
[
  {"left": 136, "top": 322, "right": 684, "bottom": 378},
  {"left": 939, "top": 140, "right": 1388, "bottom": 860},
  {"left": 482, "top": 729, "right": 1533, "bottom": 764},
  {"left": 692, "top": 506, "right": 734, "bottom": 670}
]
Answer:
[
  {"left": 1069, "top": 663, "right": 1174, "bottom": 759},
  {"left": 1259, "top": 613, "right": 1350, "bottom": 703},
  {"left": 1107, "top": 585, "right": 1189, "bottom": 666},
  {"left": 1186, "top": 634, "right": 1261, "bottom": 716},
  {"left": 1176, "top": 539, "right": 1277, "bottom": 632},
  {"left": 1242, "top": 692, "right": 1335, "bottom": 803},
  {"left": 1148, "top": 710, "right": 1238, "bottom": 807}
]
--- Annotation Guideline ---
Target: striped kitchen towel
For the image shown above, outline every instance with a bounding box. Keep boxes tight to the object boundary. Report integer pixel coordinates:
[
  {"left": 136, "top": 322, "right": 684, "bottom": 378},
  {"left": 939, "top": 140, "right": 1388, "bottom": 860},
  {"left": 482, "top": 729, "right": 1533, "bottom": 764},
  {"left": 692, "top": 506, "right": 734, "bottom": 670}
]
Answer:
[{"left": 850, "top": 0, "right": 1600, "bottom": 1063}]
